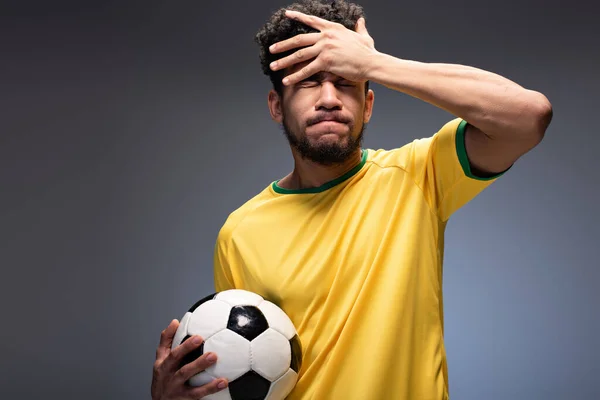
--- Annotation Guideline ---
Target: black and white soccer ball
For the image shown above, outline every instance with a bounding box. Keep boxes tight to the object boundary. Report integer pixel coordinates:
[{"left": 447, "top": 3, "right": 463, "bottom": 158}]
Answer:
[{"left": 171, "top": 289, "right": 303, "bottom": 400}]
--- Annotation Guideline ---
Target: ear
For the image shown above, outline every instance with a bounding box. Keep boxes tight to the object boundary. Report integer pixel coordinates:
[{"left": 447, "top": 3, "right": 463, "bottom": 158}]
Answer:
[
  {"left": 363, "top": 88, "right": 375, "bottom": 123},
  {"left": 268, "top": 89, "right": 283, "bottom": 123}
]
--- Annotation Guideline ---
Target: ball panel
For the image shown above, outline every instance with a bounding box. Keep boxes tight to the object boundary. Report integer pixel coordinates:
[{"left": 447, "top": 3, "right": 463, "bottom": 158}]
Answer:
[
  {"left": 257, "top": 300, "right": 296, "bottom": 340},
  {"left": 188, "top": 292, "right": 218, "bottom": 313},
  {"left": 250, "top": 328, "right": 291, "bottom": 382},
  {"left": 229, "top": 371, "right": 271, "bottom": 400},
  {"left": 187, "top": 300, "right": 232, "bottom": 341},
  {"left": 171, "top": 312, "right": 192, "bottom": 351},
  {"left": 204, "top": 329, "right": 251, "bottom": 382},
  {"left": 289, "top": 335, "right": 303, "bottom": 373},
  {"left": 215, "top": 289, "right": 264, "bottom": 307},
  {"left": 264, "top": 369, "right": 298, "bottom": 400},
  {"left": 227, "top": 305, "right": 269, "bottom": 341}
]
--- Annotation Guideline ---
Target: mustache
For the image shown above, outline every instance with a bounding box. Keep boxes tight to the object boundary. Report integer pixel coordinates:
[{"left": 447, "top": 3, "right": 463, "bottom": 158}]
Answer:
[{"left": 306, "top": 113, "right": 352, "bottom": 126}]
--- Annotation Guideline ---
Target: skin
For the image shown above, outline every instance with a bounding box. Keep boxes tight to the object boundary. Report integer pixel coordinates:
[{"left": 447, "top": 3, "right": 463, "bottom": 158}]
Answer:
[
  {"left": 269, "top": 10, "right": 553, "bottom": 188},
  {"left": 268, "top": 65, "right": 374, "bottom": 189},
  {"left": 151, "top": 9, "right": 554, "bottom": 399},
  {"left": 151, "top": 319, "right": 228, "bottom": 400}
]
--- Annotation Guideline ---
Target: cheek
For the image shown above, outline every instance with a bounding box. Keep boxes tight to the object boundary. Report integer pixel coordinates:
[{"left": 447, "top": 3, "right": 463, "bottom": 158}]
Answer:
[
  {"left": 283, "top": 102, "right": 309, "bottom": 128},
  {"left": 339, "top": 91, "right": 364, "bottom": 111}
]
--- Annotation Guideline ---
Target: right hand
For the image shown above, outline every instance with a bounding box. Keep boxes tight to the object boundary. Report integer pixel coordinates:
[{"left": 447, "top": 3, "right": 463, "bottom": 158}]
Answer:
[{"left": 151, "top": 319, "right": 228, "bottom": 400}]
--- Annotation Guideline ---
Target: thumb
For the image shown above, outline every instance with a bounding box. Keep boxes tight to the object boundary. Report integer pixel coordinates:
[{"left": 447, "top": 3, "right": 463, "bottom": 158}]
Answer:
[{"left": 355, "top": 17, "right": 369, "bottom": 35}]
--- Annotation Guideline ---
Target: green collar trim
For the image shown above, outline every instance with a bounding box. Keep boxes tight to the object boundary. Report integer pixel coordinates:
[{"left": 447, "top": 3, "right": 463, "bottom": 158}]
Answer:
[{"left": 272, "top": 149, "right": 368, "bottom": 194}]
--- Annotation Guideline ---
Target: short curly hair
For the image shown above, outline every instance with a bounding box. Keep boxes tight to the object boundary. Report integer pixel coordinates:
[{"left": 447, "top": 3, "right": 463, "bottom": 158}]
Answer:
[{"left": 255, "top": 0, "right": 368, "bottom": 96}]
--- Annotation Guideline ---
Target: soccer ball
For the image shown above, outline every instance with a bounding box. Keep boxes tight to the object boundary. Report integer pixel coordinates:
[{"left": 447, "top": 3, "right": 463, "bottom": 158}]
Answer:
[{"left": 171, "top": 289, "right": 303, "bottom": 400}]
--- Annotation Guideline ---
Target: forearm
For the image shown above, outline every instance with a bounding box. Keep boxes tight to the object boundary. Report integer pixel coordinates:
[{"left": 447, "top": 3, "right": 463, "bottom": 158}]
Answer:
[{"left": 365, "top": 52, "right": 552, "bottom": 140}]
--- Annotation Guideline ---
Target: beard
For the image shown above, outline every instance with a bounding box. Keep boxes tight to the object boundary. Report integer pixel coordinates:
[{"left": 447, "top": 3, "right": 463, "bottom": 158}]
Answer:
[{"left": 281, "top": 115, "right": 366, "bottom": 166}]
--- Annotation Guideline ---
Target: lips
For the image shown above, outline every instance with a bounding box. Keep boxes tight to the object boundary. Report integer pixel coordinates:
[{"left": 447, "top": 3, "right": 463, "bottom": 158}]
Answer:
[
  {"left": 308, "top": 115, "right": 350, "bottom": 126},
  {"left": 307, "top": 120, "right": 349, "bottom": 135},
  {"left": 314, "top": 120, "right": 343, "bottom": 125}
]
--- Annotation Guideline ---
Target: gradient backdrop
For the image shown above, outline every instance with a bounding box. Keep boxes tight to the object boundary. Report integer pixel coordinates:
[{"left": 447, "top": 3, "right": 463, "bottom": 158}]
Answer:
[{"left": 1, "top": 1, "right": 598, "bottom": 399}]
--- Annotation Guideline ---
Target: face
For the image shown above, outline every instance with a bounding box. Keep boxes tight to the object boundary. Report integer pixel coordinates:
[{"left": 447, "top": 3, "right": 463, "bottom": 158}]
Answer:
[{"left": 268, "top": 61, "right": 374, "bottom": 165}]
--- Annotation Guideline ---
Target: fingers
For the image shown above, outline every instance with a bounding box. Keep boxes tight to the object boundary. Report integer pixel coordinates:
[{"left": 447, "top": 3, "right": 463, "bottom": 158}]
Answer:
[
  {"left": 284, "top": 9, "right": 332, "bottom": 30},
  {"left": 187, "top": 378, "right": 228, "bottom": 399},
  {"left": 282, "top": 60, "right": 320, "bottom": 86},
  {"left": 355, "top": 17, "right": 369, "bottom": 35},
  {"left": 174, "top": 352, "right": 219, "bottom": 384},
  {"left": 270, "top": 44, "right": 320, "bottom": 72},
  {"left": 269, "top": 33, "right": 320, "bottom": 54},
  {"left": 156, "top": 319, "right": 179, "bottom": 363},
  {"left": 162, "top": 334, "right": 204, "bottom": 372}
]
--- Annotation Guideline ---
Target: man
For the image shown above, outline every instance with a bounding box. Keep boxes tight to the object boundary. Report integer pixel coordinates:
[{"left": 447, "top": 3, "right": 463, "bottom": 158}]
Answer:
[{"left": 151, "top": 1, "right": 553, "bottom": 399}]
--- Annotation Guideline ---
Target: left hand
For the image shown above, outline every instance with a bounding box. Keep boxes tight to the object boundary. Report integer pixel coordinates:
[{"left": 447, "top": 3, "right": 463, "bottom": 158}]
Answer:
[{"left": 269, "top": 10, "right": 378, "bottom": 86}]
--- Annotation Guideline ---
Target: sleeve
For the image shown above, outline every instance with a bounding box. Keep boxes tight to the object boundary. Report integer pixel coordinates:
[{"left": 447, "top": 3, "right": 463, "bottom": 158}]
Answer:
[
  {"left": 408, "top": 117, "right": 508, "bottom": 221},
  {"left": 213, "top": 228, "right": 236, "bottom": 292}
]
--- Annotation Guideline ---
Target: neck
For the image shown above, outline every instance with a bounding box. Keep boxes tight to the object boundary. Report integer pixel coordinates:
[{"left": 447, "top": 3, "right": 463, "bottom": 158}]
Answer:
[{"left": 279, "top": 148, "right": 363, "bottom": 190}]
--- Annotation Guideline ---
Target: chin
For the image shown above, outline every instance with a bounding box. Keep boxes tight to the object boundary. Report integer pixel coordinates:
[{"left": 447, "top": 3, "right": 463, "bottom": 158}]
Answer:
[
  {"left": 309, "top": 136, "right": 349, "bottom": 151},
  {"left": 307, "top": 128, "right": 349, "bottom": 141},
  {"left": 312, "top": 131, "right": 345, "bottom": 140}
]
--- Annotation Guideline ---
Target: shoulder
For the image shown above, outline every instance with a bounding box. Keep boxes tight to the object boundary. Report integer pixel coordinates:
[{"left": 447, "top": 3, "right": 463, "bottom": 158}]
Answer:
[
  {"left": 216, "top": 185, "right": 273, "bottom": 243},
  {"left": 366, "top": 118, "right": 464, "bottom": 168}
]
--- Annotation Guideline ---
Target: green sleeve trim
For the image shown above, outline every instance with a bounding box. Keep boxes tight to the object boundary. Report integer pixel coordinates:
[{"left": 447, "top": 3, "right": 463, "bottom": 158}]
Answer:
[
  {"left": 455, "top": 119, "right": 510, "bottom": 181},
  {"left": 272, "top": 149, "right": 368, "bottom": 194}
]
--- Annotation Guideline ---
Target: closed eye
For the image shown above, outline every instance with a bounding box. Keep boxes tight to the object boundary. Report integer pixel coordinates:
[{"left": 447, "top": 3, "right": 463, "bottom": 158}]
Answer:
[
  {"left": 337, "top": 78, "right": 358, "bottom": 85},
  {"left": 297, "top": 79, "right": 319, "bottom": 88}
]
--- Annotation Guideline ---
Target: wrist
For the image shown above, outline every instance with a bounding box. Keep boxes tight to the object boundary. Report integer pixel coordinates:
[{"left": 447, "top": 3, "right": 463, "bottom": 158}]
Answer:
[
  {"left": 363, "top": 50, "right": 387, "bottom": 83},
  {"left": 365, "top": 52, "right": 425, "bottom": 92}
]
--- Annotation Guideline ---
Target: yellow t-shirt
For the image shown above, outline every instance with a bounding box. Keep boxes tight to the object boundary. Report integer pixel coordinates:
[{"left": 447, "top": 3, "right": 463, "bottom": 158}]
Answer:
[{"left": 213, "top": 118, "right": 505, "bottom": 399}]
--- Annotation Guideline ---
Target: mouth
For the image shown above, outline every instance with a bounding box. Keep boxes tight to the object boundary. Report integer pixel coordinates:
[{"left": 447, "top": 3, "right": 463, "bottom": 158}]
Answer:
[
  {"left": 306, "top": 121, "right": 349, "bottom": 137},
  {"left": 309, "top": 120, "right": 347, "bottom": 128},
  {"left": 308, "top": 118, "right": 350, "bottom": 130},
  {"left": 308, "top": 113, "right": 351, "bottom": 126},
  {"left": 313, "top": 120, "right": 345, "bottom": 126}
]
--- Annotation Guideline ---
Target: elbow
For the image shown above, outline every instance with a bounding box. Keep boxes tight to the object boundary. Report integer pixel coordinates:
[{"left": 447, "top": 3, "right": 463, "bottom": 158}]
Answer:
[{"left": 528, "top": 91, "right": 553, "bottom": 143}]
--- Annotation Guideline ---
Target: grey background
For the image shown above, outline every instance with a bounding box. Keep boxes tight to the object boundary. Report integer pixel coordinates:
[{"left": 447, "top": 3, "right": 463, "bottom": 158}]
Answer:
[{"left": 1, "top": 1, "right": 598, "bottom": 399}]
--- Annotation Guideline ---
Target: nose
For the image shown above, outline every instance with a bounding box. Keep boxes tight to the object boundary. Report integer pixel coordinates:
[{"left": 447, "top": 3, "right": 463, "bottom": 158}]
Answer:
[{"left": 314, "top": 81, "right": 343, "bottom": 111}]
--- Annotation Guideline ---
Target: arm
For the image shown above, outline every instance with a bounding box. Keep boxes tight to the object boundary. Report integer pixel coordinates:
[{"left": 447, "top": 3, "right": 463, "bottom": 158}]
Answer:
[
  {"left": 365, "top": 55, "right": 553, "bottom": 175},
  {"left": 269, "top": 11, "right": 553, "bottom": 176}
]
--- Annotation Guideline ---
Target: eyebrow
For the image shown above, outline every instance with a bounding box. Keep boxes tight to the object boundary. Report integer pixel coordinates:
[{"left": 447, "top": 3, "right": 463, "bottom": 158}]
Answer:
[
  {"left": 301, "top": 72, "right": 352, "bottom": 84},
  {"left": 302, "top": 72, "right": 326, "bottom": 81}
]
